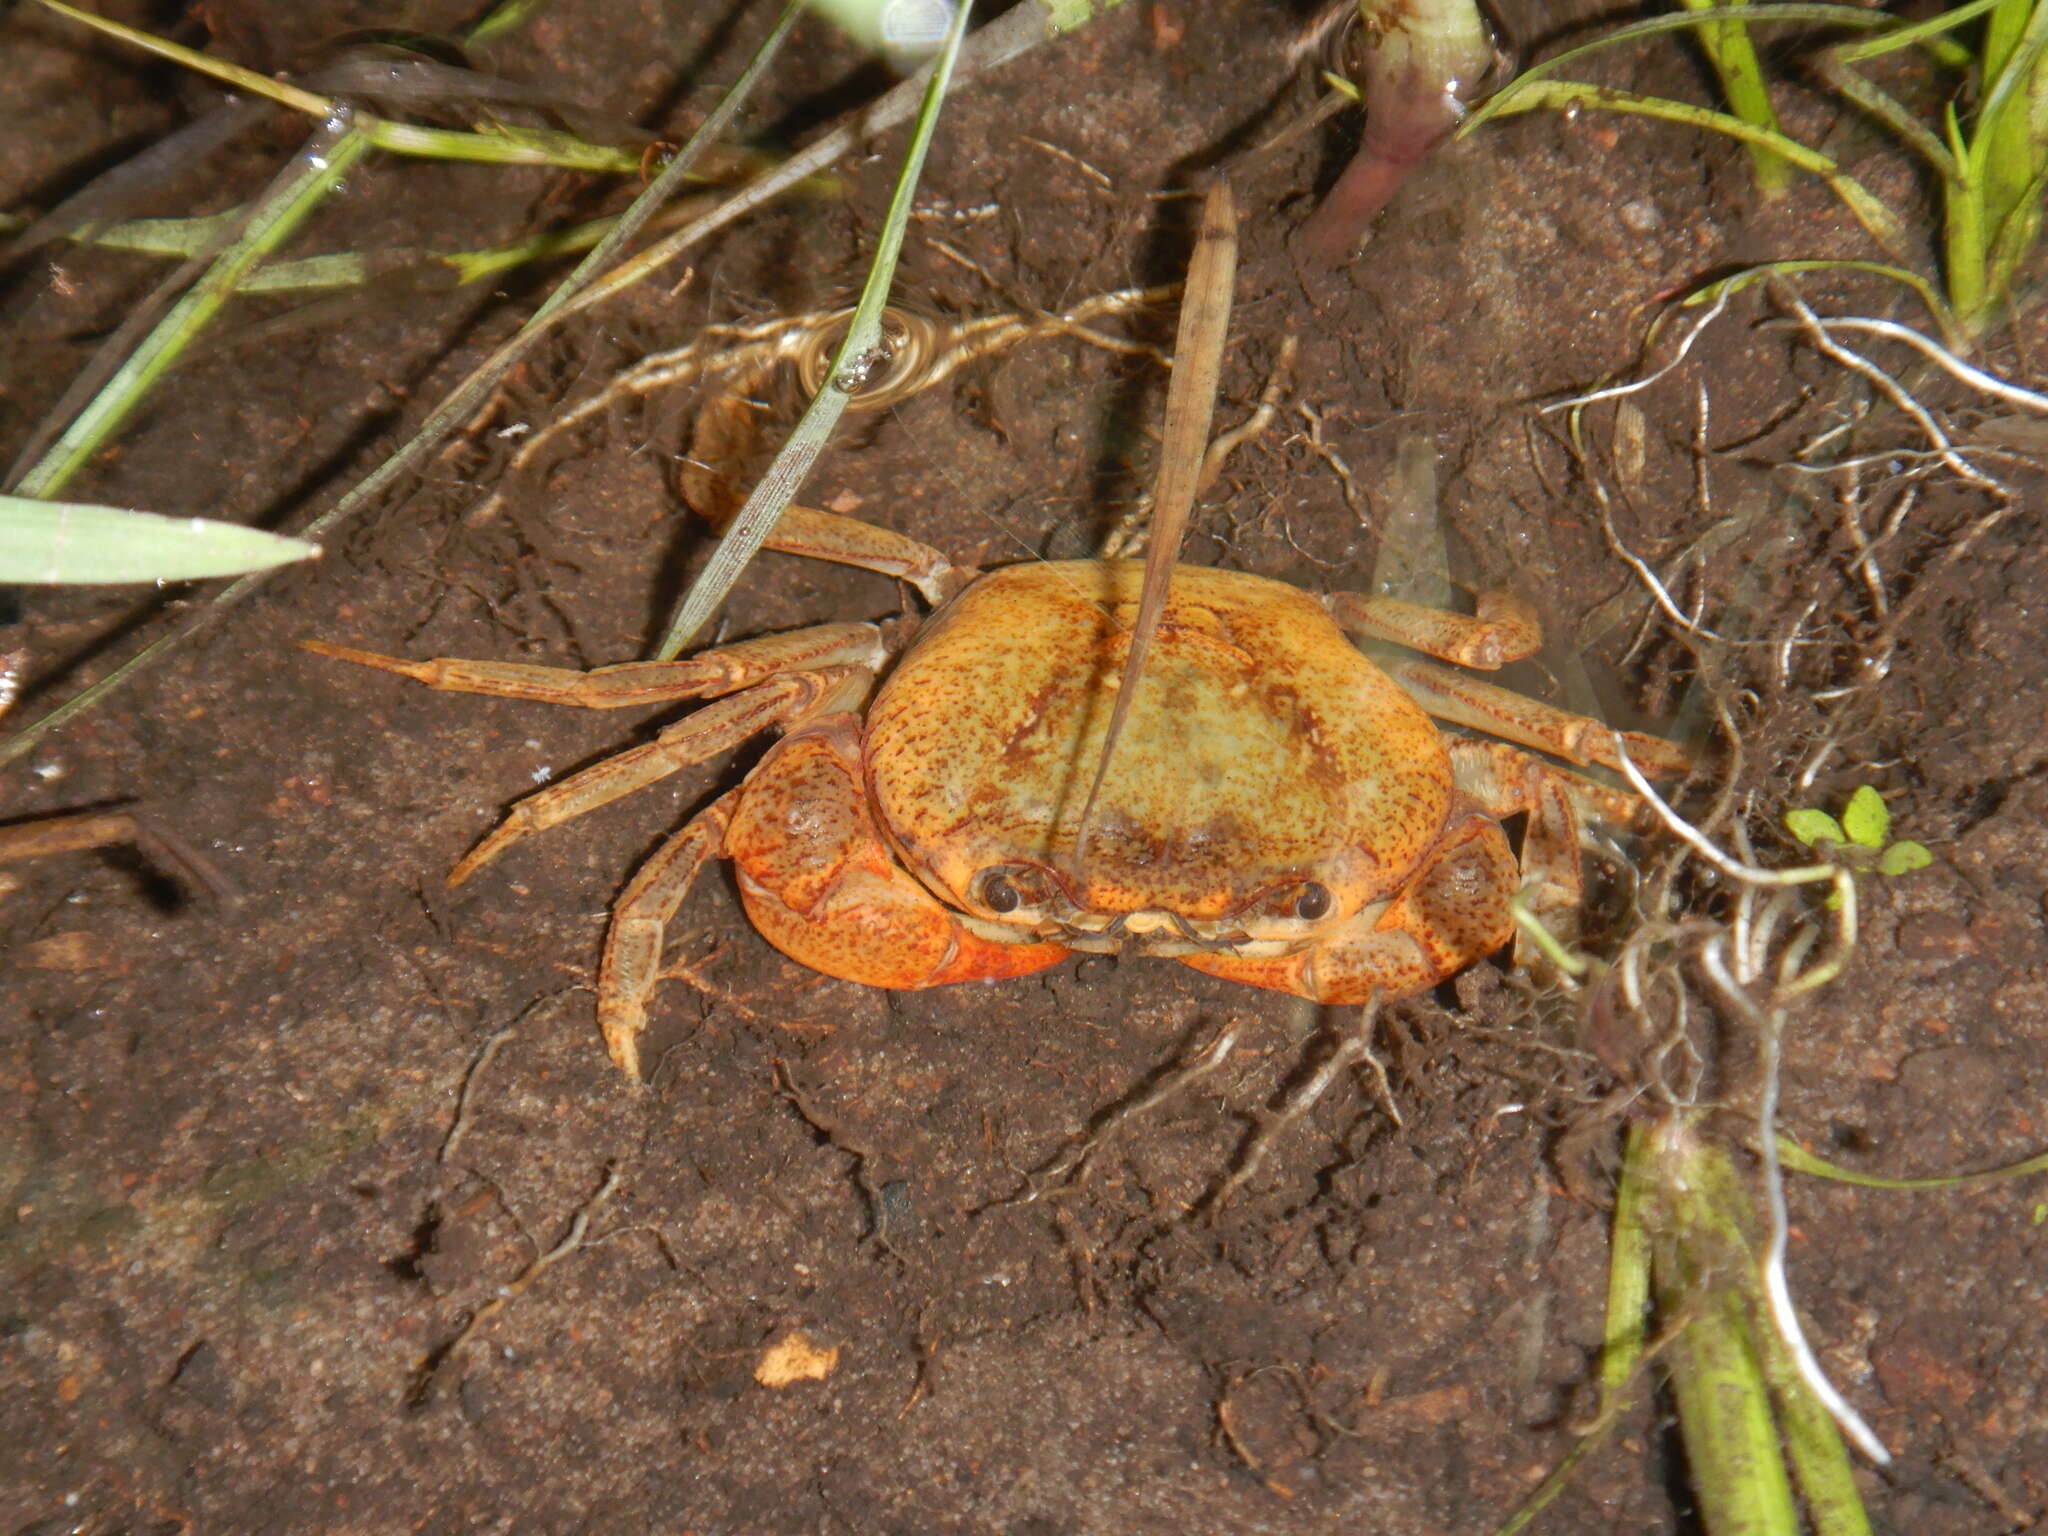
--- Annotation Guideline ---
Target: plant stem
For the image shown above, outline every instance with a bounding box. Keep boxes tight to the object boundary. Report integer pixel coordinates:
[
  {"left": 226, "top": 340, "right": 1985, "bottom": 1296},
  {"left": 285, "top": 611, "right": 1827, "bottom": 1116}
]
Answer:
[
  {"left": 1678, "top": 0, "right": 1794, "bottom": 196},
  {"left": 1295, "top": 0, "right": 1493, "bottom": 262}
]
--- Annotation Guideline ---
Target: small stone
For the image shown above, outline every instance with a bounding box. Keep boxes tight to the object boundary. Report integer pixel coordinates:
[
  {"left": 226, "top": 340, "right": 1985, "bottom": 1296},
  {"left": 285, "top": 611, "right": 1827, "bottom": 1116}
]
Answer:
[
  {"left": 755, "top": 1329, "right": 840, "bottom": 1388},
  {"left": 1618, "top": 198, "right": 1663, "bottom": 233}
]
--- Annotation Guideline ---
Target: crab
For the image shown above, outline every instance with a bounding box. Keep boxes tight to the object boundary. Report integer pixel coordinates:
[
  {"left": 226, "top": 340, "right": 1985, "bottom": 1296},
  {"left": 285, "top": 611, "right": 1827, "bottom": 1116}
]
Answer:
[{"left": 308, "top": 504, "right": 1687, "bottom": 1079}]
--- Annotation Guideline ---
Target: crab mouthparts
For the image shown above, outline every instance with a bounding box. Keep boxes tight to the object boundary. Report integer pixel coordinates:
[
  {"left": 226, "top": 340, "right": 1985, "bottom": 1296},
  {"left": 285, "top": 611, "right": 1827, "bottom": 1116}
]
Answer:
[{"left": 1052, "top": 906, "right": 1256, "bottom": 957}]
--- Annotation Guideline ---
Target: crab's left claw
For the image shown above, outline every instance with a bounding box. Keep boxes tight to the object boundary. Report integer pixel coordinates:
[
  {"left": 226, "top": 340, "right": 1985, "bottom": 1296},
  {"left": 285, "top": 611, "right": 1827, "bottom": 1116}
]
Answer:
[{"left": 727, "top": 719, "right": 1071, "bottom": 993}]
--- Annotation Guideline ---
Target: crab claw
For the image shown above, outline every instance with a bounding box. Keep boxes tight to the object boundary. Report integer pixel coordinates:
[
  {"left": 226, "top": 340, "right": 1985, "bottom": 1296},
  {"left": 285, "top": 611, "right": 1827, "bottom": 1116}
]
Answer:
[
  {"left": 1182, "top": 815, "right": 1516, "bottom": 1004},
  {"left": 727, "top": 722, "right": 1070, "bottom": 991}
]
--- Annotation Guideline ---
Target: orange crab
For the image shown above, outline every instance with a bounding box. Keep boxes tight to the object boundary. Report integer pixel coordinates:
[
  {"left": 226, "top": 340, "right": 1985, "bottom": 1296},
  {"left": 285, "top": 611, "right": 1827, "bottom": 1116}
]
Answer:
[{"left": 308, "top": 505, "right": 1687, "bottom": 1079}]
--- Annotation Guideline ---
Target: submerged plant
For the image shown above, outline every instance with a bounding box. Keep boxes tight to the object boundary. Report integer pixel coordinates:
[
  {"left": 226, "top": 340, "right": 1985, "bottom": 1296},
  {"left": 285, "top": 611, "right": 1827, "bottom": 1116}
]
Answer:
[
  {"left": 0, "top": 0, "right": 1137, "bottom": 768},
  {"left": 1296, "top": 0, "right": 1497, "bottom": 261},
  {"left": 1495, "top": 763, "right": 1957, "bottom": 1532},
  {"left": 1784, "top": 784, "right": 1932, "bottom": 881},
  {"left": 1468, "top": 0, "right": 2048, "bottom": 340}
]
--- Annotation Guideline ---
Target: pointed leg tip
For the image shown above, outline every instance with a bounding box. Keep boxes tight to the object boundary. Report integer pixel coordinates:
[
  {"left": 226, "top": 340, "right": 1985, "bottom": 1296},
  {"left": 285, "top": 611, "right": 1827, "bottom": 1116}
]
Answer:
[
  {"left": 298, "top": 638, "right": 357, "bottom": 661},
  {"left": 600, "top": 1009, "right": 645, "bottom": 1084},
  {"left": 302, "top": 638, "right": 419, "bottom": 678}
]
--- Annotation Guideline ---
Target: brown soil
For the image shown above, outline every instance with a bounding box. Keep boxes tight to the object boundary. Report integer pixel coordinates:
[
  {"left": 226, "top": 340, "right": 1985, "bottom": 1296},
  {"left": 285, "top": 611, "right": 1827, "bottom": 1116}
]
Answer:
[{"left": 4, "top": 3, "right": 2046, "bottom": 1532}]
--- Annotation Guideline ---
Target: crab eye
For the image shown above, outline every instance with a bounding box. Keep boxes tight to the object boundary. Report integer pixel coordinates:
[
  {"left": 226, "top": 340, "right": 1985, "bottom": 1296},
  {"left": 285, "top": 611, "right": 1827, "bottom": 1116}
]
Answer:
[
  {"left": 979, "top": 871, "right": 1022, "bottom": 914},
  {"left": 1293, "top": 882, "right": 1333, "bottom": 920}
]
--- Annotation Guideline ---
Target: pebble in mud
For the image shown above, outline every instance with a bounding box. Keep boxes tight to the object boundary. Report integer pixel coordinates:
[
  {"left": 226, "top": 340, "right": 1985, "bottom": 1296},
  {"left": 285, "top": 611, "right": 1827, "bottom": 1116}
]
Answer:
[{"left": 1616, "top": 198, "right": 1663, "bottom": 233}]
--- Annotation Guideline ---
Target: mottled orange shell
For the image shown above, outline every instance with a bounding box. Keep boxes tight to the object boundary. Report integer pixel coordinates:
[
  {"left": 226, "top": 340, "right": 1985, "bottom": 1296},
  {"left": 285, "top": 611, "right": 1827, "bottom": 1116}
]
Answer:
[{"left": 863, "top": 561, "right": 1454, "bottom": 922}]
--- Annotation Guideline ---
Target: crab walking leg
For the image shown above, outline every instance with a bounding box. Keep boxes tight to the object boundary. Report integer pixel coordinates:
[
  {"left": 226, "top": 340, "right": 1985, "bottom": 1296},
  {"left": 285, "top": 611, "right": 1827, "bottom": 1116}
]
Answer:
[
  {"left": 449, "top": 669, "right": 863, "bottom": 886},
  {"left": 1380, "top": 656, "right": 1694, "bottom": 780},
  {"left": 598, "top": 708, "right": 1071, "bottom": 1081},
  {"left": 303, "top": 622, "right": 887, "bottom": 709},
  {"left": 589, "top": 667, "right": 891, "bottom": 1079},
  {"left": 1324, "top": 589, "right": 1544, "bottom": 669},
  {"left": 1447, "top": 738, "right": 1591, "bottom": 958},
  {"left": 1449, "top": 735, "right": 1644, "bottom": 828},
  {"left": 764, "top": 505, "right": 972, "bottom": 605},
  {"left": 596, "top": 791, "right": 738, "bottom": 1079}
]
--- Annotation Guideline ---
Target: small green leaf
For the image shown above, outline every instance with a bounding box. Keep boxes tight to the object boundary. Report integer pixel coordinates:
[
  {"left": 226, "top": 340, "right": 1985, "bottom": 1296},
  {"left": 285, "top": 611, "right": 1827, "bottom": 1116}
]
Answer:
[
  {"left": 1879, "top": 840, "right": 1933, "bottom": 876},
  {"left": 1785, "top": 808, "right": 1845, "bottom": 847},
  {"left": 1840, "top": 785, "right": 1891, "bottom": 848}
]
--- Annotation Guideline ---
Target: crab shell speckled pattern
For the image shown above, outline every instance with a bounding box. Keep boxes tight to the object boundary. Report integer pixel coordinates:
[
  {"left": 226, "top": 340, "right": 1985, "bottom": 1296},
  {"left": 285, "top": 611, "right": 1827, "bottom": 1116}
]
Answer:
[{"left": 865, "top": 561, "right": 1459, "bottom": 927}]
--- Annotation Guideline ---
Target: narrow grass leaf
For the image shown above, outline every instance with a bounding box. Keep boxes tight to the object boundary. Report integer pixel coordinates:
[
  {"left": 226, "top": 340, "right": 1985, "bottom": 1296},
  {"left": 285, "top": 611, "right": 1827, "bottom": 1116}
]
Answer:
[
  {"left": 29, "top": 0, "right": 330, "bottom": 112},
  {"left": 1677, "top": 0, "right": 1794, "bottom": 195},
  {"left": 1463, "top": 1, "right": 1896, "bottom": 121},
  {"left": 1687, "top": 261, "right": 1960, "bottom": 350},
  {"left": 1775, "top": 1134, "right": 2048, "bottom": 1188},
  {"left": 1073, "top": 176, "right": 1236, "bottom": 857},
  {"left": 1481, "top": 79, "right": 1907, "bottom": 254},
  {"left": 1654, "top": 1126, "right": 1803, "bottom": 1536},
  {"left": 30, "top": 0, "right": 643, "bottom": 175},
  {"left": 653, "top": 0, "right": 975, "bottom": 658},
  {"left": 0, "top": 497, "right": 318, "bottom": 583},
  {"left": 10, "top": 123, "right": 371, "bottom": 501},
  {"left": 1756, "top": 1321, "right": 1875, "bottom": 1536},
  {"left": 467, "top": 0, "right": 559, "bottom": 46}
]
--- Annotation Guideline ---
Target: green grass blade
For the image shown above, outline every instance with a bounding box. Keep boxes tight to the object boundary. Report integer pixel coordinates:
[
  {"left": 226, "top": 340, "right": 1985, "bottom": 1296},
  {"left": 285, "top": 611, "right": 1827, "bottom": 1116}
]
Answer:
[
  {"left": 10, "top": 124, "right": 371, "bottom": 501},
  {"left": 1465, "top": 3, "right": 1897, "bottom": 137},
  {"left": 1988, "top": 156, "right": 2048, "bottom": 305},
  {"left": 1756, "top": 1321, "right": 1875, "bottom": 1536},
  {"left": 1603, "top": 1124, "right": 1657, "bottom": 1400},
  {"left": 1823, "top": 0, "right": 2006, "bottom": 68},
  {"left": 18, "top": 206, "right": 644, "bottom": 294},
  {"left": 1478, "top": 79, "right": 1907, "bottom": 254},
  {"left": 1775, "top": 1134, "right": 2048, "bottom": 1188},
  {"left": 363, "top": 119, "right": 639, "bottom": 174},
  {"left": 0, "top": 495, "right": 318, "bottom": 583},
  {"left": 29, "top": 0, "right": 646, "bottom": 175},
  {"left": 1975, "top": 1, "right": 2048, "bottom": 244},
  {"left": 652, "top": 0, "right": 976, "bottom": 659},
  {"left": 1665, "top": 1288, "right": 1801, "bottom": 1536},
  {"left": 466, "top": 0, "right": 562, "bottom": 47},
  {"left": 1677, "top": 0, "right": 1793, "bottom": 195},
  {"left": 1686, "top": 261, "right": 1961, "bottom": 350},
  {"left": 1654, "top": 1126, "right": 1803, "bottom": 1536},
  {"left": 29, "top": 0, "right": 333, "bottom": 115}
]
